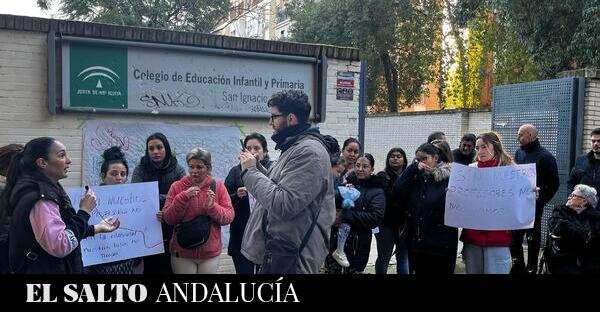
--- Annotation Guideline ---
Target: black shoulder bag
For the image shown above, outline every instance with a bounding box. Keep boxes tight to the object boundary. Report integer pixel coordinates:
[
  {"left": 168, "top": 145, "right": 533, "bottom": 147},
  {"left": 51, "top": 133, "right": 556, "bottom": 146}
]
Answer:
[{"left": 175, "top": 180, "right": 217, "bottom": 249}]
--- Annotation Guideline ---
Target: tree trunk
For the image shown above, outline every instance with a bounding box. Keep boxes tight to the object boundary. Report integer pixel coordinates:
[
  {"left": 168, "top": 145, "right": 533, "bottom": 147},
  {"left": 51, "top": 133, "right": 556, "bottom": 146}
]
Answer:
[{"left": 380, "top": 50, "right": 398, "bottom": 112}]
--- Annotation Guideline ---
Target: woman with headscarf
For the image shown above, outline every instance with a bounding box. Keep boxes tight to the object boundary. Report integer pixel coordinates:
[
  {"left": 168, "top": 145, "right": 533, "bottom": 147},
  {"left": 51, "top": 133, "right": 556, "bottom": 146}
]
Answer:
[{"left": 132, "top": 133, "right": 185, "bottom": 274}]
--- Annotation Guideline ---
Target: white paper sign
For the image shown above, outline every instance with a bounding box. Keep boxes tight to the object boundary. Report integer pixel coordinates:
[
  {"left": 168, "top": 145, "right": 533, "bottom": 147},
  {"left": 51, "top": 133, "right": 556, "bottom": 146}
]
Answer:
[
  {"left": 444, "top": 163, "right": 537, "bottom": 230},
  {"left": 67, "top": 182, "right": 164, "bottom": 266}
]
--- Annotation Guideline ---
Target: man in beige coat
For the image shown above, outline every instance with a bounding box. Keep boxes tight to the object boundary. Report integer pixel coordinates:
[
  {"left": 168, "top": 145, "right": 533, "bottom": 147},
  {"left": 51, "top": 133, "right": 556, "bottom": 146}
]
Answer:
[{"left": 239, "top": 90, "right": 335, "bottom": 274}]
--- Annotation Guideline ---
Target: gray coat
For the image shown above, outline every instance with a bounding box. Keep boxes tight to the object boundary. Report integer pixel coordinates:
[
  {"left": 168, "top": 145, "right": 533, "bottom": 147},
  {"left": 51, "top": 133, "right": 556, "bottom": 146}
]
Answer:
[{"left": 241, "top": 133, "right": 335, "bottom": 273}]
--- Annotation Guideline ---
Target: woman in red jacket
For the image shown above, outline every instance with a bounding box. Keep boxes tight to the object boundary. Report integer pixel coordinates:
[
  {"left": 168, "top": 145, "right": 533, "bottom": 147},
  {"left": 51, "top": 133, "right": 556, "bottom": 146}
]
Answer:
[
  {"left": 163, "top": 147, "right": 234, "bottom": 274},
  {"left": 461, "top": 132, "right": 515, "bottom": 274}
]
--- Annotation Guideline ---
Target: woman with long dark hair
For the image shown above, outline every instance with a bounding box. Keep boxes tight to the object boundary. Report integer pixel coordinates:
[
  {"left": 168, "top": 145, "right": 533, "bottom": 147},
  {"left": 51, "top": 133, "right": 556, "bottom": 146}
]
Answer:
[
  {"left": 132, "top": 132, "right": 185, "bottom": 274},
  {"left": 0, "top": 143, "right": 24, "bottom": 274},
  {"left": 1, "top": 137, "right": 119, "bottom": 273},
  {"left": 225, "top": 133, "right": 273, "bottom": 274},
  {"left": 375, "top": 147, "right": 410, "bottom": 274},
  {"left": 394, "top": 143, "right": 457, "bottom": 274},
  {"left": 339, "top": 138, "right": 361, "bottom": 184}
]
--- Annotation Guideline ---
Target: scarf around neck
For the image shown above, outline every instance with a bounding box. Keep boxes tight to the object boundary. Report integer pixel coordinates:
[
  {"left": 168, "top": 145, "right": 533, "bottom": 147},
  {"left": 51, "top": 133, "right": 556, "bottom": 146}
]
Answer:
[{"left": 477, "top": 155, "right": 498, "bottom": 168}]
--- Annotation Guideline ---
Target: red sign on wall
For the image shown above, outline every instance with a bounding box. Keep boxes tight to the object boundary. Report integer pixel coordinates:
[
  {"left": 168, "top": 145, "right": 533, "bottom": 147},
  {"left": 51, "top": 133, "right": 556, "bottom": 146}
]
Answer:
[{"left": 336, "top": 79, "right": 354, "bottom": 88}]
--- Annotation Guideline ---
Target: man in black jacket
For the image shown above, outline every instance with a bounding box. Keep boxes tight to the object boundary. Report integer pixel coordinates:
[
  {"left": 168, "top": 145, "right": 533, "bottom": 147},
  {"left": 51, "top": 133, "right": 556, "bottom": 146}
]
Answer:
[
  {"left": 452, "top": 133, "right": 476, "bottom": 165},
  {"left": 511, "top": 124, "right": 560, "bottom": 274},
  {"left": 568, "top": 127, "right": 600, "bottom": 194}
]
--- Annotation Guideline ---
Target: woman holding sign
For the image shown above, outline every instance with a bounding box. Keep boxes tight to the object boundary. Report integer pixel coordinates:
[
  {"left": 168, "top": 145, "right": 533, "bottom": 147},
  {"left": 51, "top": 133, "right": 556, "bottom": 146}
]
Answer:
[
  {"left": 394, "top": 143, "right": 457, "bottom": 274},
  {"left": 460, "top": 132, "right": 515, "bottom": 274},
  {"left": 163, "top": 147, "right": 234, "bottom": 274},
  {"left": 132, "top": 133, "right": 185, "bottom": 274},
  {"left": 1, "top": 137, "right": 120, "bottom": 273},
  {"left": 85, "top": 146, "right": 141, "bottom": 274},
  {"left": 225, "top": 133, "right": 273, "bottom": 274}
]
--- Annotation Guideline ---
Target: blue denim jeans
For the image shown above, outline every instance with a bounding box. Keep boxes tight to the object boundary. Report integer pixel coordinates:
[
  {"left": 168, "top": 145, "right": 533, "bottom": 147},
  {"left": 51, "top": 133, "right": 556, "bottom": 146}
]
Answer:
[
  {"left": 375, "top": 224, "right": 410, "bottom": 274},
  {"left": 462, "top": 244, "right": 511, "bottom": 274}
]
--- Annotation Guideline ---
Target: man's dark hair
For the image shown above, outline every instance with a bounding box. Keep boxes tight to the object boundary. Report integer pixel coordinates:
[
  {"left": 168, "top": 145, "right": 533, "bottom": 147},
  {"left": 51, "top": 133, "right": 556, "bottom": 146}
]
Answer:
[
  {"left": 591, "top": 128, "right": 600, "bottom": 136},
  {"left": 267, "top": 90, "right": 311, "bottom": 123},
  {"left": 322, "top": 135, "right": 341, "bottom": 165},
  {"left": 461, "top": 133, "right": 477, "bottom": 144},
  {"left": 427, "top": 131, "right": 446, "bottom": 143}
]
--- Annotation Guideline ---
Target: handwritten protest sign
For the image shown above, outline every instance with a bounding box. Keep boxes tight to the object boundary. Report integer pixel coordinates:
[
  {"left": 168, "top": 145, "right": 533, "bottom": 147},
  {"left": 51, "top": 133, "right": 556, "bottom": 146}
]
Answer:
[
  {"left": 444, "top": 163, "right": 536, "bottom": 230},
  {"left": 67, "top": 182, "right": 164, "bottom": 266}
]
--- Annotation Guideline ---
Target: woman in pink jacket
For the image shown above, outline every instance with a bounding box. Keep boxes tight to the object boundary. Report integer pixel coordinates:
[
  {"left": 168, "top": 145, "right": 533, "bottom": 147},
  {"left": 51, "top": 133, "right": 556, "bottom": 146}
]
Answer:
[{"left": 163, "top": 147, "right": 234, "bottom": 274}]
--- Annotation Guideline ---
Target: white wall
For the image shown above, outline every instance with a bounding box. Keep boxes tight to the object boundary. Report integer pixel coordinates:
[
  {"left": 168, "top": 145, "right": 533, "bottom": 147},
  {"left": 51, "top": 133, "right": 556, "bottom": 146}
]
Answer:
[{"left": 364, "top": 109, "right": 491, "bottom": 172}]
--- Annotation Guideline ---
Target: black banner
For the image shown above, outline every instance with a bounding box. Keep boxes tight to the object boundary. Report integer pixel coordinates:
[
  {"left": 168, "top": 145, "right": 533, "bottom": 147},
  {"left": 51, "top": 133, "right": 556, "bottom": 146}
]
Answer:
[{"left": 0, "top": 274, "right": 597, "bottom": 307}]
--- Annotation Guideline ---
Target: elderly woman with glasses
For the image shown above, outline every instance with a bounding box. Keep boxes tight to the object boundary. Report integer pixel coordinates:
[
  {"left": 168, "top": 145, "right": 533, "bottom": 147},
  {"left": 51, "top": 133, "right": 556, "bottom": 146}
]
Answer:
[{"left": 545, "top": 184, "right": 600, "bottom": 274}]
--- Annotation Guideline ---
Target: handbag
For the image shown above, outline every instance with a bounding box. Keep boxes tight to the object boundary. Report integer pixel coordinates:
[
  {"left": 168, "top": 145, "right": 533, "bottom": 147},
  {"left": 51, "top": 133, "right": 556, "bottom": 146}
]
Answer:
[{"left": 175, "top": 180, "right": 216, "bottom": 249}]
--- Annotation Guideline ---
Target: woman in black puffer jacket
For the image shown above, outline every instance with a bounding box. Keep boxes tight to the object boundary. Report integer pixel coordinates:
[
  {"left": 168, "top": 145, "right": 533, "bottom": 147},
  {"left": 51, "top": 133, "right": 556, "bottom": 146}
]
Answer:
[
  {"left": 394, "top": 143, "right": 458, "bottom": 274},
  {"left": 335, "top": 153, "right": 385, "bottom": 274}
]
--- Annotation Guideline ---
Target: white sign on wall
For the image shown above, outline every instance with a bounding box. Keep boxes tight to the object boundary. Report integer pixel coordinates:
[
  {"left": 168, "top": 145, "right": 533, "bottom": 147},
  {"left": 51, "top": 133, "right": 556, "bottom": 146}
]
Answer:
[
  {"left": 67, "top": 182, "right": 163, "bottom": 266},
  {"left": 444, "top": 163, "right": 537, "bottom": 230},
  {"left": 61, "top": 40, "right": 320, "bottom": 119}
]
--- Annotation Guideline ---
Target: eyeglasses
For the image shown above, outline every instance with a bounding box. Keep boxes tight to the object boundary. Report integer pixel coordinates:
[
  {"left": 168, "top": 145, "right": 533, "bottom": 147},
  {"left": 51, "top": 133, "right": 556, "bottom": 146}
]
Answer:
[
  {"left": 568, "top": 193, "right": 586, "bottom": 200},
  {"left": 269, "top": 114, "right": 285, "bottom": 122}
]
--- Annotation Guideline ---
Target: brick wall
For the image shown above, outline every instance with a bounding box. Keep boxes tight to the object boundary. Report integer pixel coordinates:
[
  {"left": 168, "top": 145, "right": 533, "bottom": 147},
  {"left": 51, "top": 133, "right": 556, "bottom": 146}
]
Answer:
[
  {"left": 365, "top": 108, "right": 491, "bottom": 172},
  {"left": 0, "top": 28, "right": 360, "bottom": 186},
  {"left": 582, "top": 78, "right": 600, "bottom": 153}
]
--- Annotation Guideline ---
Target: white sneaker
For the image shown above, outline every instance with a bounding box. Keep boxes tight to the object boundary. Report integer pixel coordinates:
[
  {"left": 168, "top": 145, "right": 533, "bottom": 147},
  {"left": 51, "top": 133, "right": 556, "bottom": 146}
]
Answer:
[{"left": 332, "top": 249, "right": 350, "bottom": 267}]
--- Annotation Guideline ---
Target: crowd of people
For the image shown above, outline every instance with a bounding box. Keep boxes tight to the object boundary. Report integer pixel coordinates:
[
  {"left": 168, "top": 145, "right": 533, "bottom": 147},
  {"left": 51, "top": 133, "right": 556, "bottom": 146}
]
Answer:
[{"left": 0, "top": 89, "right": 598, "bottom": 274}]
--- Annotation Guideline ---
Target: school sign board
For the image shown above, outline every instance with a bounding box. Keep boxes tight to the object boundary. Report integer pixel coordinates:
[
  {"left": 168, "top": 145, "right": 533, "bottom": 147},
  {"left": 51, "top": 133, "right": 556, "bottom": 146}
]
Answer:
[{"left": 58, "top": 37, "right": 326, "bottom": 120}]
